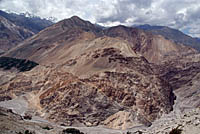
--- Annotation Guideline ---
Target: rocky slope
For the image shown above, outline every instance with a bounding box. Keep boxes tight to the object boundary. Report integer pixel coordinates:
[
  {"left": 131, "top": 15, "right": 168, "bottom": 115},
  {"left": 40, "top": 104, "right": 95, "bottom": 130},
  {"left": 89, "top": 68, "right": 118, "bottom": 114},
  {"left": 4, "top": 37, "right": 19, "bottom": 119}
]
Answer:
[
  {"left": 127, "top": 107, "right": 200, "bottom": 134},
  {"left": 0, "top": 55, "right": 175, "bottom": 129},
  {"left": 1, "top": 103, "right": 200, "bottom": 134},
  {"left": 0, "top": 107, "right": 63, "bottom": 134},
  {"left": 157, "top": 54, "right": 200, "bottom": 112}
]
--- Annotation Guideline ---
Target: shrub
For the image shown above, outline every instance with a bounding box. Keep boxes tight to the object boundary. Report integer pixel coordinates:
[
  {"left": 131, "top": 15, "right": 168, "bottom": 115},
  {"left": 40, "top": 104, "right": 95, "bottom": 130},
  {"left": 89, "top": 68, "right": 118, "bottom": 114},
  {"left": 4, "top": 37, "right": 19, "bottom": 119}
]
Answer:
[
  {"left": 42, "top": 126, "right": 53, "bottom": 130},
  {"left": 23, "top": 115, "right": 32, "bottom": 120},
  {"left": 169, "top": 125, "right": 183, "bottom": 134},
  {"left": 16, "top": 130, "right": 34, "bottom": 134},
  {"left": 62, "top": 128, "right": 84, "bottom": 134},
  {"left": 0, "top": 57, "right": 38, "bottom": 72},
  {"left": 25, "top": 130, "right": 32, "bottom": 134},
  {"left": 126, "top": 131, "right": 142, "bottom": 134}
]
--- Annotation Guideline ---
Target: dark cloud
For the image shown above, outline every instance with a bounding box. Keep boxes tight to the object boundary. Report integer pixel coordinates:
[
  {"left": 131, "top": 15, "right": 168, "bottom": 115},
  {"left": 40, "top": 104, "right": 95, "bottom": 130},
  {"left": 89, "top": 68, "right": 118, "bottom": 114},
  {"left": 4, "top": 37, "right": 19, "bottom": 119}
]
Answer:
[
  {"left": 97, "top": 0, "right": 153, "bottom": 22},
  {"left": 0, "top": 0, "right": 200, "bottom": 37}
]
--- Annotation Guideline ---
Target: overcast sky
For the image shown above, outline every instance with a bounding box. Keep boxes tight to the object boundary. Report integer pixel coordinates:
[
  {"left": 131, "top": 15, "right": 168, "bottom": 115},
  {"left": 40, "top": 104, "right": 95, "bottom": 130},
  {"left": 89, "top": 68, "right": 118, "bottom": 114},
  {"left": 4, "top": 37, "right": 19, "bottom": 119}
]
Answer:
[{"left": 0, "top": 0, "right": 200, "bottom": 37}]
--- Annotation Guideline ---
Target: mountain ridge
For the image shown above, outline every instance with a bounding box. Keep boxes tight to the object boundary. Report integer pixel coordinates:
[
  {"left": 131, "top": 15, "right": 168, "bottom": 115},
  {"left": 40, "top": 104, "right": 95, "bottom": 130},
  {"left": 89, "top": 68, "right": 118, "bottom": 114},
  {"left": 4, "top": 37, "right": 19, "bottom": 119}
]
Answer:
[
  {"left": 4, "top": 16, "right": 197, "bottom": 64},
  {"left": 135, "top": 24, "right": 200, "bottom": 51},
  {"left": 0, "top": 15, "right": 34, "bottom": 53},
  {"left": 0, "top": 10, "right": 53, "bottom": 33}
]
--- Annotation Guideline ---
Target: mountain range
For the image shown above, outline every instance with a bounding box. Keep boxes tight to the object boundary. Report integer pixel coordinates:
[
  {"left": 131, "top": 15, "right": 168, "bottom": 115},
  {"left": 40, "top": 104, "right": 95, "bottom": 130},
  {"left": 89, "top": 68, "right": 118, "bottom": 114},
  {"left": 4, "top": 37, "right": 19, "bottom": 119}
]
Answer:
[
  {"left": 0, "top": 10, "right": 53, "bottom": 55},
  {"left": 135, "top": 24, "right": 200, "bottom": 51},
  {"left": 0, "top": 13, "right": 200, "bottom": 133},
  {"left": 3, "top": 16, "right": 197, "bottom": 64},
  {"left": 0, "top": 10, "right": 53, "bottom": 33},
  {"left": 1, "top": 9, "right": 200, "bottom": 54},
  {"left": 0, "top": 15, "right": 33, "bottom": 54}
]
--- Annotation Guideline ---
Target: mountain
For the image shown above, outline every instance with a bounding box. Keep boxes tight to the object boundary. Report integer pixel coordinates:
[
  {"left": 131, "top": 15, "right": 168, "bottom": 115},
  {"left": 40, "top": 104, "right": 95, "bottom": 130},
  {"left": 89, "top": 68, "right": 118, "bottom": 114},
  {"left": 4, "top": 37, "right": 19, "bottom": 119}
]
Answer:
[
  {"left": 195, "top": 37, "right": 200, "bottom": 41},
  {"left": 135, "top": 24, "right": 200, "bottom": 51},
  {"left": 0, "top": 10, "right": 54, "bottom": 54},
  {"left": 0, "top": 16, "right": 34, "bottom": 54},
  {"left": 0, "top": 10, "right": 53, "bottom": 33},
  {"left": 0, "top": 16, "right": 178, "bottom": 129},
  {"left": 103, "top": 25, "right": 196, "bottom": 63},
  {"left": 1, "top": 16, "right": 200, "bottom": 132},
  {"left": 4, "top": 18, "right": 196, "bottom": 64},
  {"left": 3, "top": 16, "right": 102, "bottom": 65}
]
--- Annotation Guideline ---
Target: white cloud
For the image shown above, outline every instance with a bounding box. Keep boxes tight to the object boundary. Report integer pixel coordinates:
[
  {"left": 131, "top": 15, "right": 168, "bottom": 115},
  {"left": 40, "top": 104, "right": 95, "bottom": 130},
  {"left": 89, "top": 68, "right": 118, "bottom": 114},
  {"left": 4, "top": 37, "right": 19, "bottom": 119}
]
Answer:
[{"left": 0, "top": 0, "right": 200, "bottom": 37}]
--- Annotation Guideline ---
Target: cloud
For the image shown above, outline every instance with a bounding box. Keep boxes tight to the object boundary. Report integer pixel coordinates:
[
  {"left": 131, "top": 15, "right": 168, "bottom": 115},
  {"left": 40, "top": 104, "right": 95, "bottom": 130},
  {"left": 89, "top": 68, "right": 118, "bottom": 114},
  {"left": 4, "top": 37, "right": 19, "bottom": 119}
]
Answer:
[{"left": 0, "top": 0, "right": 200, "bottom": 37}]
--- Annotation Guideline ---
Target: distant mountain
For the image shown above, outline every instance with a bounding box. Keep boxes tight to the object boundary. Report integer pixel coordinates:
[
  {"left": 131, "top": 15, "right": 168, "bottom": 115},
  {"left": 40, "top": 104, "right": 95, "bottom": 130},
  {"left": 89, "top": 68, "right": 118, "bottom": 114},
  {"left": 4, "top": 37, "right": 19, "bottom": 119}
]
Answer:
[
  {"left": 135, "top": 24, "right": 200, "bottom": 51},
  {"left": 0, "top": 10, "right": 54, "bottom": 53},
  {"left": 0, "top": 10, "right": 53, "bottom": 33},
  {"left": 195, "top": 37, "right": 200, "bottom": 41},
  {"left": 103, "top": 25, "right": 196, "bottom": 63},
  {"left": 0, "top": 16, "right": 33, "bottom": 53},
  {"left": 95, "top": 23, "right": 106, "bottom": 29}
]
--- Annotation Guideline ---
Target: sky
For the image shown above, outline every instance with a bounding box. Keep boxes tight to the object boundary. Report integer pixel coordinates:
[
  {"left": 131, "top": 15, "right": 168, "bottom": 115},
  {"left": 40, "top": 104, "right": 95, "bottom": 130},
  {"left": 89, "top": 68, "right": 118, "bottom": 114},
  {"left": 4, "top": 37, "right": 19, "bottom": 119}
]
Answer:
[{"left": 0, "top": 0, "right": 200, "bottom": 37}]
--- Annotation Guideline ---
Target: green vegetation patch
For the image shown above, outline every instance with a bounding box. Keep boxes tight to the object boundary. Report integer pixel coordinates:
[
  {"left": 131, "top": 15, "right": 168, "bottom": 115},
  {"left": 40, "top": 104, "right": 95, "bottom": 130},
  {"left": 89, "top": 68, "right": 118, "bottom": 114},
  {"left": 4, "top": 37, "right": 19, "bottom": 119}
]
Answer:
[
  {"left": 0, "top": 57, "right": 39, "bottom": 72},
  {"left": 62, "top": 128, "right": 84, "bottom": 134},
  {"left": 42, "top": 126, "right": 53, "bottom": 130}
]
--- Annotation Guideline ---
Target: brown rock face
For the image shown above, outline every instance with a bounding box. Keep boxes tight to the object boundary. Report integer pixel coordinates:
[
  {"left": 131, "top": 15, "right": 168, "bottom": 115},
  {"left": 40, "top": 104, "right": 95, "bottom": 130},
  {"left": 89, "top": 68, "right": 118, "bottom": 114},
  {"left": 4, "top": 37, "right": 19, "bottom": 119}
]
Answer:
[
  {"left": 0, "top": 61, "right": 174, "bottom": 129},
  {"left": 156, "top": 54, "right": 200, "bottom": 110}
]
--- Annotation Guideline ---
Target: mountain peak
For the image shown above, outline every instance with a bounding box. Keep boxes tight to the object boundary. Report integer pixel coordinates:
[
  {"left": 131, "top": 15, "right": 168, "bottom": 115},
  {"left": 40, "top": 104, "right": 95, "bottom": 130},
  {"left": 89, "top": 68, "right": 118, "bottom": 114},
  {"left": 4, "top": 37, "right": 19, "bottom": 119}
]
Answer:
[
  {"left": 70, "top": 15, "right": 82, "bottom": 20},
  {"left": 61, "top": 15, "right": 89, "bottom": 25},
  {"left": 63, "top": 15, "right": 87, "bottom": 24},
  {"left": 56, "top": 16, "right": 102, "bottom": 34}
]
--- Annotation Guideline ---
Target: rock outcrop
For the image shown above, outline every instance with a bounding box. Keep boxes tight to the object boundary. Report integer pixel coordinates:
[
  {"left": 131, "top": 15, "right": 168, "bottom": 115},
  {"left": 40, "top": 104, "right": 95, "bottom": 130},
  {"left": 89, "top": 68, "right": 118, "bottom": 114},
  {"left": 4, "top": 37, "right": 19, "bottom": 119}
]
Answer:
[{"left": 0, "top": 55, "right": 175, "bottom": 129}]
